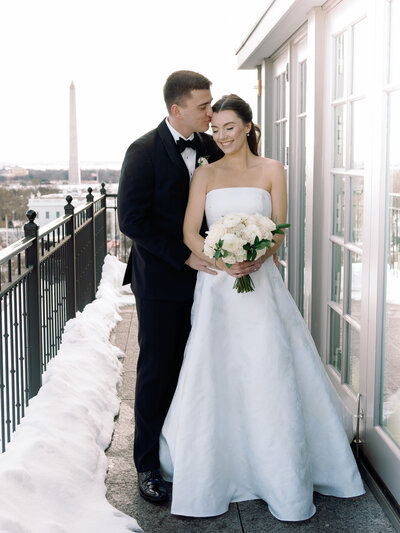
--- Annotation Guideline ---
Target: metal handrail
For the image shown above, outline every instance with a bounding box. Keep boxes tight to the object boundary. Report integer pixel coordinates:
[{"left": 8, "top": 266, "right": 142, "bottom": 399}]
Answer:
[{"left": 0, "top": 183, "right": 130, "bottom": 453}]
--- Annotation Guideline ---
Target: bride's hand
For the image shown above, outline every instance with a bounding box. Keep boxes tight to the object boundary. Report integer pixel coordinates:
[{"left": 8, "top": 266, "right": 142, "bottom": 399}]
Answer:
[{"left": 216, "top": 258, "right": 262, "bottom": 278}]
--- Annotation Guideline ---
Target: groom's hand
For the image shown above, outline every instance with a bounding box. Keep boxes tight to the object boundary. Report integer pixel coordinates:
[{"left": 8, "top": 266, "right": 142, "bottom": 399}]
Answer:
[{"left": 185, "top": 253, "right": 217, "bottom": 275}]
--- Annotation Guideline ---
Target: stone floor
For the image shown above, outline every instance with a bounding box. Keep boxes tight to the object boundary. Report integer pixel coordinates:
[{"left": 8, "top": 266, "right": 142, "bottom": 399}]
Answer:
[{"left": 106, "top": 306, "right": 397, "bottom": 533}]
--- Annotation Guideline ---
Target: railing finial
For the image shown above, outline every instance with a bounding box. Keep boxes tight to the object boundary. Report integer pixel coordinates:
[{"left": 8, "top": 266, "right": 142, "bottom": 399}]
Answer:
[
  {"left": 24, "top": 210, "right": 39, "bottom": 238},
  {"left": 86, "top": 187, "right": 94, "bottom": 202},
  {"left": 65, "top": 196, "right": 74, "bottom": 215},
  {"left": 100, "top": 182, "right": 106, "bottom": 195},
  {"left": 26, "top": 210, "right": 37, "bottom": 224}
]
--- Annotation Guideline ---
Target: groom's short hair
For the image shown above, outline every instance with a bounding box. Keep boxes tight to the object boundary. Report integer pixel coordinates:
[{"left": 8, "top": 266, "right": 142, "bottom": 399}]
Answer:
[{"left": 163, "top": 70, "right": 212, "bottom": 112}]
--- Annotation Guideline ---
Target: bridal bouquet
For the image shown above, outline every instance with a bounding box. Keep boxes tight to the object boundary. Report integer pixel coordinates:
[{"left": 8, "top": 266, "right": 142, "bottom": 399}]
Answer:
[{"left": 203, "top": 212, "right": 289, "bottom": 293}]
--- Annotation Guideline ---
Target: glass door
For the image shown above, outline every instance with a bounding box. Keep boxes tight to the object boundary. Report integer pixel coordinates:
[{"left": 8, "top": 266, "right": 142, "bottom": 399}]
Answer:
[
  {"left": 324, "top": 0, "right": 400, "bottom": 503},
  {"left": 381, "top": 1, "right": 400, "bottom": 451},
  {"left": 328, "top": 14, "right": 367, "bottom": 397},
  {"left": 364, "top": 0, "right": 400, "bottom": 503},
  {"left": 288, "top": 35, "right": 307, "bottom": 316},
  {"left": 272, "top": 50, "right": 290, "bottom": 285}
]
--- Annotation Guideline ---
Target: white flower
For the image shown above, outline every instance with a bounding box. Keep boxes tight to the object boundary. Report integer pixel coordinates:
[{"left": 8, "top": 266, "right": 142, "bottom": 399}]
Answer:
[
  {"left": 223, "top": 254, "right": 238, "bottom": 265},
  {"left": 197, "top": 157, "right": 209, "bottom": 166},
  {"left": 221, "top": 233, "right": 246, "bottom": 254},
  {"left": 205, "top": 222, "right": 226, "bottom": 242},
  {"left": 203, "top": 242, "right": 215, "bottom": 259},
  {"left": 223, "top": 214, "right": 244, "bottom": 228},
  {"left": 242, "top": 223, "right": 262, "bottom": 244},
  {"left": 255, "top": 248, "right": 267, "bottom": 260}
]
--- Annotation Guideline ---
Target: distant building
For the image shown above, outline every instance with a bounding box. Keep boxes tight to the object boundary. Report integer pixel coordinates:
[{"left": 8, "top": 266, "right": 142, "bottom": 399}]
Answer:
[
  {"left": 0, "top": 166, "right": 29, "bottom": 180},
  {"left": 28, "top": 186, "right": 87, "bottom": 225},
  {"left": 27, "top": 183, "right": 118, "bottom": 225}
]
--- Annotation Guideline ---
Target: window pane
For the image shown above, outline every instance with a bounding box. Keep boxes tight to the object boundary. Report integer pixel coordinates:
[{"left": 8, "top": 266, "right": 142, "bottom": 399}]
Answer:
[
  {"left": 276, "top": 72, "right": 286, "bottom": 120},
  {"left": 276, "top": 76, "right": 281, "bottom": 121},
  {"left": 389, "top": 0, "right": 400, "bottom": 84},
  {"left": 276, "top": 123, "right": 281, "bottom": 162},
  {"left": 280, "top": 72, "right": 286, "bottom": 119},
  {"left": 334, "top": 105, "right": 345, "bottom": 168},
  {"left": 335, "top": 33, "right": 345, "bottom": 99},
  {"left": 346, "top": 323, "right": 360, "bottom": 393},
  {"left": 381, "top": 90, "right": 400, "bottom": 446},
  {"left": 299, "top": 116, "right": 307, "bottom": 316},
  {"left": 352, "top": 18, "right": 367, "bottom": 95},
  {"left": 333, "top": 175, "right": 345, "bottom": 237},
  {"left": 348, "top": 251, "right": 362, "bottom": 321},
  {"left": 277, "top": 122, "right": 286, "bottom": 165},
  {"left": 330, "top": 309, "right": 342, "bottom": 373},
  {"left": 350, "top": 176, "right": 364, "bottom": 246},
  {"left": 351, "top": 99, "right": 366, "bottom": 169},
  {"left": 331, "top": 242, "right": 344, "bottom": 306},
  {"left": 300, "top": 61, "right": 307, "bottom": 114}
]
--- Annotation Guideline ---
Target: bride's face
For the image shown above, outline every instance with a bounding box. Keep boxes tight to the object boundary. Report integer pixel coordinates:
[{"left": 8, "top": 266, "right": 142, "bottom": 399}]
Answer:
[{"left": 211, "top": 110, "right": 250, "bottom": 154}]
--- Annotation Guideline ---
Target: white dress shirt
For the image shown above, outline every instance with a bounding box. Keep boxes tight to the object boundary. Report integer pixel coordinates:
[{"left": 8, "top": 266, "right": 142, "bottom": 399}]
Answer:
[{"left": 165, "top": 118, "right": 196, "bottom": 180}]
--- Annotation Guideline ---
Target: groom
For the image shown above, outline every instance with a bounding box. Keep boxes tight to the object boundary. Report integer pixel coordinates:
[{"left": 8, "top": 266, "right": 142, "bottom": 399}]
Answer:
[{"left": 117, "top": 71, "right": 222, "bottom": 503}]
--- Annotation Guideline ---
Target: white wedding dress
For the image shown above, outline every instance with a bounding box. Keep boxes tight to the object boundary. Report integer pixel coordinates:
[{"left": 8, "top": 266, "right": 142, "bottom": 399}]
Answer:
[{"left": 159, "top": 187, "right": 365, "bottom": 521}]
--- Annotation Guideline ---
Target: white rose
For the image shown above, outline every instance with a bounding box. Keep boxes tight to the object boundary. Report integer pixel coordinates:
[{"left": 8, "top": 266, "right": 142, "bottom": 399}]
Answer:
[
  {"left": 222, "top": 233, "right": 245, "bottom": 253},
  {"left": 246, "top": 214, "right": 258, "bottom": 226},
  {"left": 203, "top": 242, "right": 215, "bottom": 258},
  {"left": 242, "top": 223, "right": 262, "bottom": 244},
  {"left": 223, "top": 254, "right": 237, "bottom": 265},
  {"left": 197, "top": 157, "right": 209, "bottom": 166},
  {"left": 206, "top": 222, "right": 226, "bottom": 243},
  {"left": 262, "top": 230, "right": 274, "bottom": 242},
  {"left": 223, "top": 214, "right": 243, "bottom": 228},
  {"left": 255, "top": 248, "right": 267, "bottom": 260}
]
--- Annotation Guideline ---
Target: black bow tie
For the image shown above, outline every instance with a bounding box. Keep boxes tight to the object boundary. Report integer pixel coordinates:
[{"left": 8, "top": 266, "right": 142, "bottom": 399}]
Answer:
[{"left": 176, "top": 136, "right": 200, "bottom": 153}]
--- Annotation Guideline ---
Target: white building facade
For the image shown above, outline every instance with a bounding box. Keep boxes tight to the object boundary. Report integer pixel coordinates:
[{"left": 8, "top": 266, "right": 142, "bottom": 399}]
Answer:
[
  {"left": 28, "top": 186, "right": 92, "bottom": 224},
  {"left": 238, "top": 0, "right": 399, "bottom": 508}
]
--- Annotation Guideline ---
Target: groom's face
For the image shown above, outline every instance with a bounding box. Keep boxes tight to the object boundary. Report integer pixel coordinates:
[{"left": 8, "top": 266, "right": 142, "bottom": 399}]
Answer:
[{"left": 178, "top": 89, "right": 213, "bottom": 135}]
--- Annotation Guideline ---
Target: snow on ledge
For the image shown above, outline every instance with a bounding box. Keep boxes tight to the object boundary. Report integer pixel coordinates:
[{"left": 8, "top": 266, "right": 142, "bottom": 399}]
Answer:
[{"left": 0, "top": 255, "right": 142, "bottom": 533}]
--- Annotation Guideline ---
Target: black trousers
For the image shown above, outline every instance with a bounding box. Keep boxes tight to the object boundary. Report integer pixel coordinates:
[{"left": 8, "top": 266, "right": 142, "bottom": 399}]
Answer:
[{"left": 133, "top": 297, "right": 192, "bottom": 472}]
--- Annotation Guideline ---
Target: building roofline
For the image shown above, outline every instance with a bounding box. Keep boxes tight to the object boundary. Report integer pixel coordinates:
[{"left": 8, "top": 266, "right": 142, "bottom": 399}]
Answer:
[{"left": 236, "top": 0, "right": 325, "bottom": 69}]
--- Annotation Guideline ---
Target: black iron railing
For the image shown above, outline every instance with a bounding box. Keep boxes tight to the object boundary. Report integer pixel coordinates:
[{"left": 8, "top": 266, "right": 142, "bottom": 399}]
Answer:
[{"left": 0, "top": 184, "right": 130, "bottom": 453}]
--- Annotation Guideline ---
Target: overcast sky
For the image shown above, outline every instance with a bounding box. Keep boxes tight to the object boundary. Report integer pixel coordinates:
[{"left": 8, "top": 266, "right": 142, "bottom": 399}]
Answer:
[{"left": 0, "top": 0, "right": 266, "bottom": 168}]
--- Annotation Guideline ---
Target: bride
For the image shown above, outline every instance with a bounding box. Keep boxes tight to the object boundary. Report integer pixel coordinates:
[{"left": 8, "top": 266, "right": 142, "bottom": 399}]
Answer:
[{"left": 159, "top": 93, "right": 365, "bottom": 521}]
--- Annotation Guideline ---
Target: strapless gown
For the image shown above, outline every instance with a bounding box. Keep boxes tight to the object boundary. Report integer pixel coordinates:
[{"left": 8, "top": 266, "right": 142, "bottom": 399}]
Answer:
[{"left": 159, "top": 187, "right": 365, "bottom": 521}]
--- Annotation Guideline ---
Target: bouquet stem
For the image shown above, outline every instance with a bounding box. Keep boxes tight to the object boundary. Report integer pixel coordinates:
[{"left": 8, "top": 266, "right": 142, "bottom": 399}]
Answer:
[{"left": 233, "top": 274, "right": 255, "bottom": 293}]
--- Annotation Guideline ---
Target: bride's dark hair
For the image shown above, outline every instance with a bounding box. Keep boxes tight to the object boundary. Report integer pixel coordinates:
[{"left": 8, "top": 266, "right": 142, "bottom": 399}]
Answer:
[{"left": 212, "top": 94, "right": 261, "bottom": 156}]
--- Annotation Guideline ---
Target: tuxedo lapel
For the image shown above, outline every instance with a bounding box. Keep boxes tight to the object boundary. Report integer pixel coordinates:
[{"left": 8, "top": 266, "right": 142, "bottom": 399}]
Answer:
[{"left": 157, "top": 120, "right": 188, "bottom": 175}]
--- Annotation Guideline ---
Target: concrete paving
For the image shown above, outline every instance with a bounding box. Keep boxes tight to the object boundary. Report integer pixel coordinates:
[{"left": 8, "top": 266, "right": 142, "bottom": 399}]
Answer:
[{"left": 106, "top": 306, "right": 396, "bottom": 533}]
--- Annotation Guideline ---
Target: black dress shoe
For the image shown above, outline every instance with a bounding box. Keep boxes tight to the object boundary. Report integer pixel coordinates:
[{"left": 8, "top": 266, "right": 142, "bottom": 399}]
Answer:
[{"left": 138, "top": 469, "right": 169, "bottom": 503}]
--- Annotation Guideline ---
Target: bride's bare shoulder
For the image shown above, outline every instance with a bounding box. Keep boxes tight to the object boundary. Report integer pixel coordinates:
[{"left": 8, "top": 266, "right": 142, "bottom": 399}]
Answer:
[
  {"left": 259, "top": 157, "right": 285, "bottom": 180},
  {"left": 259, "top": 156, "right": 284, "bottom": 170},
  {"left": 191, "top": 162, "right": 218, "bottom": 192}
]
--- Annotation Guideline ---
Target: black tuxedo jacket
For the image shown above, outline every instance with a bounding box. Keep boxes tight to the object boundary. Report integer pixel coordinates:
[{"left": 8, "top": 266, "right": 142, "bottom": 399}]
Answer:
[{"left": 118, "top": 119, "right": 222, "bottom": 301}]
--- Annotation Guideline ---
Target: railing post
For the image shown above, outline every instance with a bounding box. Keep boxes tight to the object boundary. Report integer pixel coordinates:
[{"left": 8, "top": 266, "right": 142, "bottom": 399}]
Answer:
[
  {"left": 64, "top": 196, "right": 76, "bottom": 320},
  {"left": 100, "top": 182, "right": 108, "bottom": 264},
  {"left": 86, "top": 187, "right": 96, "bottom": 299},
  {"left": 24, "top": 210, "right": 42, "bottom": 397},
  {"left": 100, "top": 182, "right": 107, "bottom": 208}
]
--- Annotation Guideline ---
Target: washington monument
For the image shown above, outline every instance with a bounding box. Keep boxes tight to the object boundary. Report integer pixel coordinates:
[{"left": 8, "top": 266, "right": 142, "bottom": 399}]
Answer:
[{"left": 69, "top": 81, "right": 81, "bottom": 185}]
